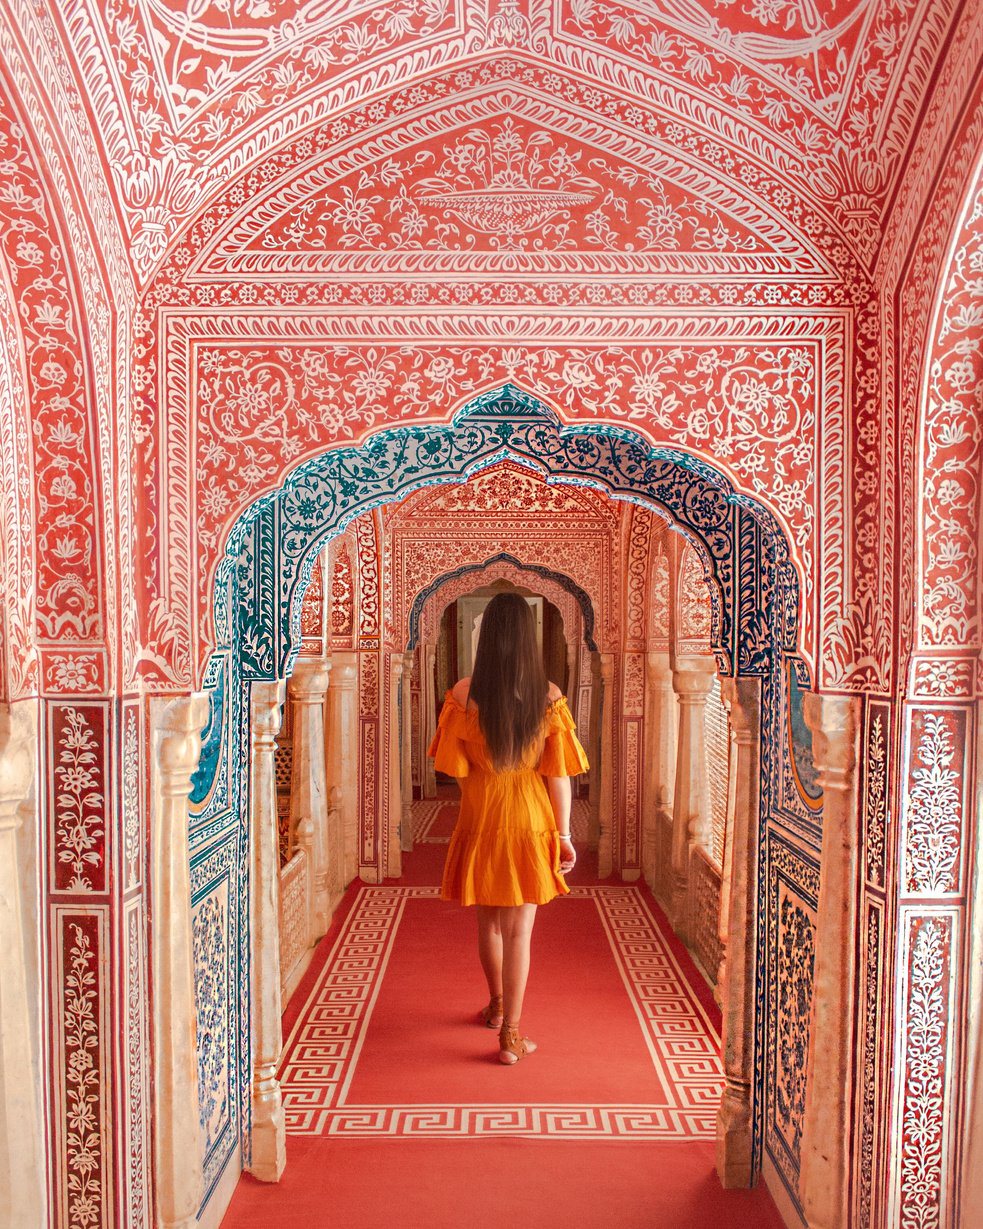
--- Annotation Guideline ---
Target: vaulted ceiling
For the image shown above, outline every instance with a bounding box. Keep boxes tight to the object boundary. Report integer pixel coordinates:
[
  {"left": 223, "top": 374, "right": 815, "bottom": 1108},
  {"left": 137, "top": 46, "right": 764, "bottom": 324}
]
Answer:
[{"left": 22, "top": 0, "right": 971, "bottom": 288}]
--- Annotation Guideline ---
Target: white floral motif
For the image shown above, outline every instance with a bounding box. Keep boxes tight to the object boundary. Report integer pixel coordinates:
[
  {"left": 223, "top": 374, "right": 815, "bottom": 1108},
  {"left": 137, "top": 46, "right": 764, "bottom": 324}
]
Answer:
[
  {"left": 64, "top": 923, "right": 102, "bottom": 1228},
  {"left": 123, "top": 710, "right": 140, "bottom": 888},
  {"left": 905, "top": 712, "right": 962, "bottom": 895},
  {"left": 55, "top": 709, "right": 105, "bottom": 892},
  {"left": 864, "top": 711, "right": 887, "bottom": 888},
  {"left": 126, "top": 911, "right": 149, "bottom": 1227},
  {"left": 193, "top": 892, "right": 229, "bottom": 1151},
  {"left": 900, "top": 919, "right": 948, "bottom": 1229}
]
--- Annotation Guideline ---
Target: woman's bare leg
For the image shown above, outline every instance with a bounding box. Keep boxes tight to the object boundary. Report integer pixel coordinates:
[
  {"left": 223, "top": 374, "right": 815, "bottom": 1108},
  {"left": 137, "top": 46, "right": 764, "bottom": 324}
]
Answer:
[
  {"left": 476, "top": 905, "right": 503, "bottom": 999},
  {"left": 500, "top": 903, "right": 538, "bottom": 1025}
]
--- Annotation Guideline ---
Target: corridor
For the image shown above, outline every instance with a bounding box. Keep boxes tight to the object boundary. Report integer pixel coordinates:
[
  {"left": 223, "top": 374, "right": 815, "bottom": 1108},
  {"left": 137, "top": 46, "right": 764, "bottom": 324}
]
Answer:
[{"left": 222, "top": 800, "right": 785, "bottom": 1229}]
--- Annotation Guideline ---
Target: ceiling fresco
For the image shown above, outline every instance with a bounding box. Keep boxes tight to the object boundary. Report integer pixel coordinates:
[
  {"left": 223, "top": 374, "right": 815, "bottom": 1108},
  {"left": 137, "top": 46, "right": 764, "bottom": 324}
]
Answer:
[{"left": 25, "top": 0, "right": 963, "bottom": 281}]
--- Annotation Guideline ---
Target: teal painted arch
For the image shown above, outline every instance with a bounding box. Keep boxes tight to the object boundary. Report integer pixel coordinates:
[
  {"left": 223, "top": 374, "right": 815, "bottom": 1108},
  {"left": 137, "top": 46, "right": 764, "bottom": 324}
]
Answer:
[{"left": 214, "top": 384, "right": 801, "bottom": 683}]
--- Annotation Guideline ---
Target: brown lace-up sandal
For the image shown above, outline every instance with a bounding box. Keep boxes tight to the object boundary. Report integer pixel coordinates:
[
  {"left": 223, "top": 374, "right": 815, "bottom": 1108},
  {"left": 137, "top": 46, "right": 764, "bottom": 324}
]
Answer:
[
  {"left": 479, "top": 994, "right": 504, "bottom": 1029},
  {"left": 498, "top": 1021, "right": 537, "bottom": 1065}
]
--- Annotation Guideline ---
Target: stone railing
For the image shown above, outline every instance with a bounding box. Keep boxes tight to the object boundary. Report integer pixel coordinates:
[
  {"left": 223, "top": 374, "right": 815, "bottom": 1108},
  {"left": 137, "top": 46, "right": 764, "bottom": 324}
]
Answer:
[
  {"left": 278, "top": 848, "right": 313, "bottom": 1002},
  {"left": 689, "top": 843, "right": 723, "bottom": 987}
]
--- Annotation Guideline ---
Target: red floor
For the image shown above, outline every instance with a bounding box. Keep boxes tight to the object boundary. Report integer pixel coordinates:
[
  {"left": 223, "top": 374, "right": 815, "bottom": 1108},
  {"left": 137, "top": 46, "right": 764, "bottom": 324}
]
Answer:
[{"left": 222, "top": 803, "right": 787, "bottom": 1228}]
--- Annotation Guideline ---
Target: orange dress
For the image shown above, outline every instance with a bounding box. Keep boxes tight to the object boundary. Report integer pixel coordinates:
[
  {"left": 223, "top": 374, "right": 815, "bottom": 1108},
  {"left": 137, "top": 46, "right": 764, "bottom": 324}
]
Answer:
[{"left": 428, "top": 693, "right": 589, "bottom": 907}]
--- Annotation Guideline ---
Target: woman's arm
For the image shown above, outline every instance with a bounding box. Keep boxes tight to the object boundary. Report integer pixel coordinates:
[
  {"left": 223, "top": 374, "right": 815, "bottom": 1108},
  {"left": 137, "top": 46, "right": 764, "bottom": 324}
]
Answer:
[{"left": 546, "top": 775, "right": 576, "bottom": 874}]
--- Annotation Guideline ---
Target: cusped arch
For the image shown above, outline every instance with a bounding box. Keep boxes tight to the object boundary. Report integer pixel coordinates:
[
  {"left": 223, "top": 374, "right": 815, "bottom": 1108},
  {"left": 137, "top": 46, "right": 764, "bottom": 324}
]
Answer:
[
  {"left": 216, "top": 383, "right": 802, "bottom": 686},
  {"left": 410, "top": 555, "right": 596, "bottom": 653}
]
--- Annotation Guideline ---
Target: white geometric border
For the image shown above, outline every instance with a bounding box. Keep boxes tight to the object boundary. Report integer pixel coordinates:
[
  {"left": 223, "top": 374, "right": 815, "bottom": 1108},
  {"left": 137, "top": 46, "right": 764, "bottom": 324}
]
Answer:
[{"left": 278, "top": 884, "right": 723, "bottom": 1138}]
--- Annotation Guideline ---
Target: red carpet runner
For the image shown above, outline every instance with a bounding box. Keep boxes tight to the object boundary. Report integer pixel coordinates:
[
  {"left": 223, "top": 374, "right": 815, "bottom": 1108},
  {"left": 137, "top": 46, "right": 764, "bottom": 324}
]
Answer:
[{"left": 223, "top": 805, "right": 787, "bottom": 1228}]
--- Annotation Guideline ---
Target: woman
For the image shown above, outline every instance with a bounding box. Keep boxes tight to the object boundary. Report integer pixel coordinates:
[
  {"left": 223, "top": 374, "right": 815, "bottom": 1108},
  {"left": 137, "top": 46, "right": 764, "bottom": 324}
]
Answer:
[{"left": 428, "top": 592, "right": 589, "bottom": 1064}]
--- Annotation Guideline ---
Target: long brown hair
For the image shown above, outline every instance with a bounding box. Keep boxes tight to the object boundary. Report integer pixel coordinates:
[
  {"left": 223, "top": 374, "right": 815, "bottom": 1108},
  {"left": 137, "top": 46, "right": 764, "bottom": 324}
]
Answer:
[{"left": 469, "top": 592, "right": 549, "bottom": 770}]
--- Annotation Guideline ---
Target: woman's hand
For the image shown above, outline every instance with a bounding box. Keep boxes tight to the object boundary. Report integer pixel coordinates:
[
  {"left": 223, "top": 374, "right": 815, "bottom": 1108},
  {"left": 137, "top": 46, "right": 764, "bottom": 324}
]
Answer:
[{"left": 559, "top": 836, "right": 576, "bottom": 875}]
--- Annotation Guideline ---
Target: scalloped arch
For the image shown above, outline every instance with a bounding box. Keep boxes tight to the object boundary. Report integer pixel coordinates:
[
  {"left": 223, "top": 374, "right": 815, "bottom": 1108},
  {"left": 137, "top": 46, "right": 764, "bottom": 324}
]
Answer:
[
  {"left": 408, "top": 553, "right": 597, "bottom": 651},
  {"left": 216, "top": 383, "right": 802, "bottom": 684}
]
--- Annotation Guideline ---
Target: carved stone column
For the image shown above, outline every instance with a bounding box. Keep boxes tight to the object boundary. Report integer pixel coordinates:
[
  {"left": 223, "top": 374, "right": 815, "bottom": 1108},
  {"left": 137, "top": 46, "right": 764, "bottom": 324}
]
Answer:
[
  {"left": 421, "top": 644, "right": 437, "bottom": 798},
  {"left": 248, "top": 680, "right": 287, "bottom": 1182},
  {"left": 150, "top": 693, "right": 209, "bottom": 1227},
  {"left": 287, "top": 659, "right": 331, "bottom": 937},
  {"left": 587, "top": 651, "right": 602, "bottom": 849},
  {"left": 325, "top": 652, "right": 358, "bottom": 889},
  {"left": 0, "top": 701, "right": 43, "bottom": 1229},
  {"left": 386, "top": 654, "right": 404, "bottom": 878},
  {"left": 670, "top": 656, "right": 716, "bottom": 939},
  {"left": 800, "top": 693, "right": 861, "bottom": 1229},
  {"left": 642, "top": 650, "right": 675, "bottom": 887},
  {"left": 716, "top": 687, "right": 740, "bottom": 1004},
  {"left": 715, "top": 677, "right": 761, "bottom": 1189},
  {"left": 400, "top": 652, "right": 415, "bottom": 853},
  {"left": 598, "top": 652, "right": 615, "bottom": 878}
]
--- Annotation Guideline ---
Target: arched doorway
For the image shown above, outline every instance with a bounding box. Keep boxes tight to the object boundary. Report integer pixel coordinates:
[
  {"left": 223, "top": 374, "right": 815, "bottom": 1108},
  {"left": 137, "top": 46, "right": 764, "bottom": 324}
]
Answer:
[{"left": 182, "top": 384, "right": 814, "bottom": 1210}]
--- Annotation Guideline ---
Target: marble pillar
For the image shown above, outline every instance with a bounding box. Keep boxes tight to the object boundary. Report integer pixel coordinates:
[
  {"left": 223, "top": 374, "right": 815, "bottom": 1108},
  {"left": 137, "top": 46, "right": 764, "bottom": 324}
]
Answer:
[
  {"left": 248, "top": 680, "right": 287, "bottom": 1182},
  {"left": 422, "top": 644, "right": 437, "bottom": 799},
  {"left": 587, "top": 651, "right": 602, "bottom": 850},
  {"left": 800, "top": 693, "right": 861, "bottom": 1229},
  {"left": 0, "top": 701, "right": 43, "bottom": 1229},
  {"left": 670, "top": 656, "right": 716, "bottom": 940},
  {"left": 400, "top": 652, "right": 415, "bottom": 852},
  {"left": 325, "top": 652, "right": 358, "bottom": 889},
  {"left": 386, "top": 654, "right": 404, "bottom": 878},
  {"left": 151, "top": 693, "right": 209, "bottom": 1227},
  {"left": 642, "top": 649, "right": 675, "bottom": 886},
  {"left": 287, "top": 659, "right": 331, "bottom": 937},
  {"left": 597, "top": 652, "right": 615, "bottom": 879},
  {"left": 715, "top": 677, "right": 761, "bottom": 1189}
]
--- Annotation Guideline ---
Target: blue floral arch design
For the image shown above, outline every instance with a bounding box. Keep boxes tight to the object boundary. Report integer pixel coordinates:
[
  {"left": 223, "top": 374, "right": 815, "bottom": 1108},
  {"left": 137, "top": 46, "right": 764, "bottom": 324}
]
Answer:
[
  {"left": 214, "top": 384, "right": 802, "bottom": 684},
  {"left": 193, "top": 383, "right": 814, "bottom": 1190},
  {"left": 406, "top": 552, "right": 599, "bottom": 652}
]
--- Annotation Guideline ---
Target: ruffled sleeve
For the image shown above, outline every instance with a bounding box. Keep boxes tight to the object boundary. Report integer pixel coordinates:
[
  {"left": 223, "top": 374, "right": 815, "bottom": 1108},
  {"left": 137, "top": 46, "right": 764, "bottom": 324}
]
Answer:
[
  {"left": 537, "top": 697, "right": 589, "bottom": 777},
  {"left": 427, "top": 693, "right": 471, "bottom": 778}
]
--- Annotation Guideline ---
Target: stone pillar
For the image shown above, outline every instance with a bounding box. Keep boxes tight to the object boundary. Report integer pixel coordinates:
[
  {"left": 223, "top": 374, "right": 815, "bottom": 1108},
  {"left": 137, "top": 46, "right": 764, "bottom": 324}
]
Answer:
[
  {"left": 287, "top": 659, "right": 331, "bottom": 937},
  {"left": 670, "top": 656, "right": 716, "bottom": 939},
  {"left": 715, "top": 677, "right": 761, "bottom": 1189},
  {"left": 422, "top": 644, "right": 437, "bottom": 798},
  {"left": 799, "top": 693, "right": 861, "bottom": 1229},
  {"left": 386, "top": 653, "right": 404, "bottom": 878},
  {"left": 597, "top": 652, "right": 615, "bottom": 878},
  {"left": 248, "top": 680, "right": 287, "bottom": 1182},
  {"left": 325, "top": 652, "right": 358, "bottom": 889},
  {"left": 400, "top": 652, "right": 415, "bottom": 852},
  {"left": 587, "top": 651, "right": 602, "bottom": 849},
  {"left": 150, "top": 693, "right": 209, "bottom": 1227},
  {"left": 642, "top": 650, "right": 675, "bottom": 886},
  {"left": 716, "top": 687, "right": 740, "bottom": 1004},
  {"left": 0, "top": 701, "right": 43, "bottom": 1229}
]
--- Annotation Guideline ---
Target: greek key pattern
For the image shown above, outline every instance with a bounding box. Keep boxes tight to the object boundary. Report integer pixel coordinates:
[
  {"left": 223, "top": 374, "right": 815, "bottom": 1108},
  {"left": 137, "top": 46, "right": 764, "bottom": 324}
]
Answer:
[
  {"left": 411, "top": 800, "right": 454, "bottom": 844},
  {"left": 279, "top": 884, "right": 723, "bottom": 1137}
]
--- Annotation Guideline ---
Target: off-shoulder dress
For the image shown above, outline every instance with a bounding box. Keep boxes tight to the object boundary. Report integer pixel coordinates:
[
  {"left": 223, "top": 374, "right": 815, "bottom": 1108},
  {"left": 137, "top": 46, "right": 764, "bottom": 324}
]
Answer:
[{"left": 427, "top": 692, "right": 589, "bottom": 907}]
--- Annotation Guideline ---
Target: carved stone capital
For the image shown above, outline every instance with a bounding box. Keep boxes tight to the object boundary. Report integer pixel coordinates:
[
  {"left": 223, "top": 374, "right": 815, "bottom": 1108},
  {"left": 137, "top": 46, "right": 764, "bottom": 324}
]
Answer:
[
  {"left": 251, "top": 680, "right": 285, "bottom": 747},
  {"left": 157, "top": 694, "right": 210, "bottom": 796},
  {"left": 288, "top": 659, "right": 330, "bottom": 704},
  {"left": 804, "top": 692, "right": 858, "bottom": 788},
  {"left": 720, "top": 676, "right": 762, "bottom": 744},
  {"left": 672, "top": 654, "right": 717, "bottom": 702},
  {"left": 328, "top": 651, "right": 358, "bottom": 690}
]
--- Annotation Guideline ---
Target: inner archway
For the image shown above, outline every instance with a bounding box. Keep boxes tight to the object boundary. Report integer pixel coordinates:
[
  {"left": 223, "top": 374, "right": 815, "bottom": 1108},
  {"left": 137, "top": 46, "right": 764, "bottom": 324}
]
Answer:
[{"left": 187, "top": 384, "right": 816, "bottom": 1211}]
